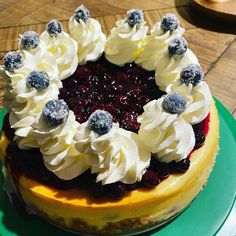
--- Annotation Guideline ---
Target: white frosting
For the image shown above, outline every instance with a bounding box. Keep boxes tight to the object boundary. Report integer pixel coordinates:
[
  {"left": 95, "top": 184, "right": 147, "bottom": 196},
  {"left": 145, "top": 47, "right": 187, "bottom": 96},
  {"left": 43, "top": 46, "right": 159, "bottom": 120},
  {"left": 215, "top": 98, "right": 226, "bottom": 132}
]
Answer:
[
  {"left": 8, "top": 47, "right": 59, "bottom": 83},
  {"left": 135, "top": 22, "right": 184, "bottom": 71},
  {"left": 155, "top": 49, "right": 198, "bottom": 91},
  {"left": 138, "top": 99, "right": 178, "bottom": 153},
  {"left": 69, "top": 17, "right": 106, "bottom": 65},
  {"left": 105, "top": 20, "right": 148, "bottom": 66},
  {"left": 138, "top": 97, "right": 195, "bottom": 162},
  {"left": 8, "top": 72, "right": 61, "bottom": 149},
  {"left": 167, "top": 82, "right": 212, "bottom": 124},
  {"left": 74, "top": 123, "right": 150, "bottom": 185},
  {"left": 40, "top": 31, "right": 78, "bottom": 80},
  {"left": 34, "top": 111, "right": 89, "bottom": 180},
  {"left": 2, "top": 42, "right": 61, "bottom": 149},
  {"left": 154, "top": 117, "right": 195, "bottom": 163}
]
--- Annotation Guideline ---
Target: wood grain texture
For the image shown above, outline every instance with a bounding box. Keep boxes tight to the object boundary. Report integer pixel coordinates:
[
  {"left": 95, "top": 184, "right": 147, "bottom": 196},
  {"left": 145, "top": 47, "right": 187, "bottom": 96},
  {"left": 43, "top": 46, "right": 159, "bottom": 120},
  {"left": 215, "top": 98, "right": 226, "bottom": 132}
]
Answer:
[
  {"left": 0, "top": 0, "right": 235, "bottom": 119},
  {"left": 193, "top": 0, "right": 236, "bottom": 21}
]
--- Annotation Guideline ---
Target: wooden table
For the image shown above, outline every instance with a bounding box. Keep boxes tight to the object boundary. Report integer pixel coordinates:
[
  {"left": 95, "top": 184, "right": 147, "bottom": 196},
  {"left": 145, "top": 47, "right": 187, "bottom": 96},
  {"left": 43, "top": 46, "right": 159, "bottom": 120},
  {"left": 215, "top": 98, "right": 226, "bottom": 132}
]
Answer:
[{"left": 0, "top": 0, "right": 235, "bottom": 119}]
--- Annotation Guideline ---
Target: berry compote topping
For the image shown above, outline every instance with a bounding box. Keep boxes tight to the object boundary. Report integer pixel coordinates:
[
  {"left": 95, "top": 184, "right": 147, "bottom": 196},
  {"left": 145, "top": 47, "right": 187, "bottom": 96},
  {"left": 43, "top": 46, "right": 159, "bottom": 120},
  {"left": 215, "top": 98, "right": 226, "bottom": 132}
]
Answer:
[{"left": 59, "top": 55, "right": 164, "bottom": 133}]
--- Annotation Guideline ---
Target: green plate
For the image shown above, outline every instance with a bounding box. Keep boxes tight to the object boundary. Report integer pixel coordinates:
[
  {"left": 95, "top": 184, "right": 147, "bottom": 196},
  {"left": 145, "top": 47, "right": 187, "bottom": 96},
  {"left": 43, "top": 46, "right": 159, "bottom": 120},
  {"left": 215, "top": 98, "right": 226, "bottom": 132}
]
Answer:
[{"left": 0, "top": 99, "right": 235, "bottom": 236}]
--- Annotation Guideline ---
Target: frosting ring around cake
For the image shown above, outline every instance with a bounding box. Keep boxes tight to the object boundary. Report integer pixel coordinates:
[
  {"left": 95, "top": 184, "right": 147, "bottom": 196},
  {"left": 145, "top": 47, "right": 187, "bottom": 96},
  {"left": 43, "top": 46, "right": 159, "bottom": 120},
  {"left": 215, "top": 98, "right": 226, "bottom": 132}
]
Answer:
[{"left": 1, "top": 100, "right": 219, "bottom": 235}]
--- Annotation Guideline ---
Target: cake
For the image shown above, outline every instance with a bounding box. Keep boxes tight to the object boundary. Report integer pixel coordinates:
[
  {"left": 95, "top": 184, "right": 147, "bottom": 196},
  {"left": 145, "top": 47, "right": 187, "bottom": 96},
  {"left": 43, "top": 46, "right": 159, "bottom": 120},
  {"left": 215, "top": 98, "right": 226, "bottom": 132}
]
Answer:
[{"left": 0, "top": 6, "right": 219, "bottom": 235}]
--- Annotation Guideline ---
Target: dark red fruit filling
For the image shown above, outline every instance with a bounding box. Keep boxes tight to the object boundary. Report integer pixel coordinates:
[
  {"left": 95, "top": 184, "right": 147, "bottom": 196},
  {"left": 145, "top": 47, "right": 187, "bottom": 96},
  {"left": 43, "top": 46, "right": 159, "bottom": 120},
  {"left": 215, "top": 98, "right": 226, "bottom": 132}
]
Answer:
[{"left": 59, "top": 55, "right": 164, "bottom": 133}]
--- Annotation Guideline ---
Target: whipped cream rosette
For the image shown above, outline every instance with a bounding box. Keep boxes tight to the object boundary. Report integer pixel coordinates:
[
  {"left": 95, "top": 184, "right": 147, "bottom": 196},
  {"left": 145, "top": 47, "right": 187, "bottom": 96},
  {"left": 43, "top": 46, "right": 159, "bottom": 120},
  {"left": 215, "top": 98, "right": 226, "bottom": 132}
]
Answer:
[
  {"left": 69, "top": 5, "right": 106, "bottom": 65},
  {"left": 9, "top": 70, "right": 61, "bottom": 149},
  {"left": 17, "top": 31, "right": 59, "bottom": 79},
  {"left": 105, "top": 9, "right": 148, "bottom": 66},
  {"left": 1, "top": 44, "right": 61, "bottom": 149},
  {"left": 138, "top": 93, "right": 197, "bottom": 163},
  {"left": 41, "top": 20, "right": 78, "bottom": 80},
  {"left": 136, "top": 14, "right": 185, "bottom": 71},
  {"left": 137, "top": 99, "right": 178, "bottom": 152},
  {"left": 155, "top": 37, "right": 198, "bottom": 92},
  {"left": 74, "top": 111, "right": 150, "bottom": 185},
  {"left": 2, "top": 46, "right": 59, "bottom": 110},
  {"left": 34, "top": 102, "right": 89, "bottom": 180},
  {"left": 167, "top": 82, "right": 211, "bottom": 125},
  {"left": 153, "top": 116, "right": 195, "bottom": 163}
]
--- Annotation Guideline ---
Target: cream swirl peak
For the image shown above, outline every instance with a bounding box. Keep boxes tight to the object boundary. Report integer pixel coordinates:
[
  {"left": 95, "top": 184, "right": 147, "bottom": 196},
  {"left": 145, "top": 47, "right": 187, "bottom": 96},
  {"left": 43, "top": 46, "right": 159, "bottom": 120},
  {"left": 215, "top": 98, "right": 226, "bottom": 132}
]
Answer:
[
  {"left": 41, "top": 20, "right": 78, "bottom": 80},
  {"left": 2, "top": 46, "right": 60, "bottom": 110},
  {"left": 167, "top": 82, "right": 212, "bottom": 124},
  {"left": 155, "top": 47, "right": 198, "bottom": 92},
  {"left": 74, "top": 122, "right": 150, "bottom": 185},
  {"left": 138, "top": 94, "right": 196, "bottom": 163},
  {"left": 34, "top": 111, "right": 89, "bottom": 180},
  {"left": 105, "top": 9, "right": 148, "bottom": 66},
  {"left": 8, "top": 71, "right": 61, "bottom": 149},
  {"left": 2, "top": 33, "right": 61, "bottom": 149},
  {"left": 138, "top": 99, "right": 178, "bottom": 153},
  {"left": 136, "top": 14, "right": 185, "bottom": 71},
  {"left": 9, "top": 37, "right": 59, "bottom": 83},
  {"left": 153, "top": 117, "right": 195, "bottom": 163},
  {"left": 69, "top": 5, "right": 106, "bottom": 65}
]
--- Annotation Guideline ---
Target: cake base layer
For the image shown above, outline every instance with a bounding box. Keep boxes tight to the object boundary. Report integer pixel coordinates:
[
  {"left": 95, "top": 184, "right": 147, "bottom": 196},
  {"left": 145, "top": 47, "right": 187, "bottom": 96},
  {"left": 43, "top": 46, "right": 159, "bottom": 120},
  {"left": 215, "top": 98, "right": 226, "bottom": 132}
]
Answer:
[{"left": 0, "top": 100, "right": 219, "bottom": 235}]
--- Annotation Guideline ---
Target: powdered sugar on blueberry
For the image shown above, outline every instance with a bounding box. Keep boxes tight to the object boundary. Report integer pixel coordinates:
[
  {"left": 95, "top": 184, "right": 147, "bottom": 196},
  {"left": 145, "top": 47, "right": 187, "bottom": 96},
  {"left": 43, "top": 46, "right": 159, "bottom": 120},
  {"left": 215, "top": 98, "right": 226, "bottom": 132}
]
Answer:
[
  {"left": 43, "top": 100, "right": 69, "bottom": 127},
  {"left": 168, "top": 37, "right": 188, "bottom": 59},
  {"left": 3, "top": 51, "right": 23, "bottom": 72},
  {"left": 74, "top": 5, "right": 89, "bottom": 23},
  {"left": 27, "top": 70, "right": 50, "bottom": 90},
  {"left": 162, "top": 93, "right": 186, "bottom": 114},
  {"left": 88, "top": 110, "right": 113, "bottom": 135},
  {"left": 126, "top": 9, "right": 144, "bottom": 28},
  {"left": 47, "top": 20, "right": 63, "bottom": 37},
  {"left": 20, "top": 31, "right": 40, "bottom": 50},
  {"left": 161, "top": 13, "right": 179, "bottom": 33},
  {"left": 180, "top": 64, "right": 203, "bottom": 86}
]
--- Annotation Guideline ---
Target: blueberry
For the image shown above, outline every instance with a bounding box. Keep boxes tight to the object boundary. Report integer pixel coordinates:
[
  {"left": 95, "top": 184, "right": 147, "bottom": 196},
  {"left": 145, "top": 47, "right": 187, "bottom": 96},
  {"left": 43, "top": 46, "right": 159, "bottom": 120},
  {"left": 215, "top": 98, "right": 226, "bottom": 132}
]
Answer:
[
  {"left": 90, "top": 181, "right": 105, "bottom": 198},
  {"left": 162, "top": 93, "right": 186, "bottom": 114},
  {"left": 161, "top": 13, "right": 179, "bottom": 33},
  {"left": 126, "top": 9, "right": 144, "bottom": 28},
  {"left": 180, "top": 64, "right": 203, "bottom": 86},
  {"left": 88, "top": 110, "right": 113, "bottom": 135},
  {"left": 20, "top": 31, "right": 40, "bottom": 50},
  {"left": 142, "top": 170, "right": 160, "bottom": 188},
  {"left": 74, "top": 5, "right": 89, "bottom": 23},
  {"left": 47, "top": 19, "right": 63, "bottom": 37},
  {"left": 26, "top": 70, "right": 50, "bottom": 90},
  {"left": 43, "top": 100, "right": 69, "bottom": 127},
  {"left": 168, "top": 37, "right": 188, "bottom": 59},
  {"left": 156, "top": 161, "right": 170, "bottom": 179},
  {"left": 173, "top": 158, "right": 190, "bottom": 173},
  {"left": 111, "top": 183, "right": 127, "bottom": 199},
  {"left": 194, "top": 130, "right": 205, "bottom": 147},
  {"left": 3, "top": 51, "right": 23, "bottom": 72}
]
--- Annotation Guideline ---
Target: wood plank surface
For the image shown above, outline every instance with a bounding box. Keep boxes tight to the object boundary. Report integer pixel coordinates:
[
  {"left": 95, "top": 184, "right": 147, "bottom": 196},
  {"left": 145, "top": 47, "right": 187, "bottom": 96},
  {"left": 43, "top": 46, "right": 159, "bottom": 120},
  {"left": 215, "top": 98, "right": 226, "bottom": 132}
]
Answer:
[
  {"left": 0, "top": 0, "right": 235, "bottom": 119},
  {"left": 193, "top": 0, "right": 236, "bottom": 21}
]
